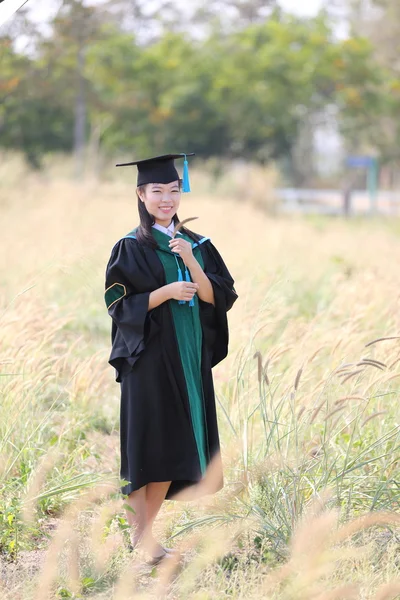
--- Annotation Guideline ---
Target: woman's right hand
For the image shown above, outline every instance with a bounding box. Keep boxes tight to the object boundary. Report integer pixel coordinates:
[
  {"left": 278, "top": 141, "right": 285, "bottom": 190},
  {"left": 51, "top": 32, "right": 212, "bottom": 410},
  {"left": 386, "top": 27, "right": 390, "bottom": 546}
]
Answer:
[{"left": 168, "top": 281, "right": 199, "bottom": 301}]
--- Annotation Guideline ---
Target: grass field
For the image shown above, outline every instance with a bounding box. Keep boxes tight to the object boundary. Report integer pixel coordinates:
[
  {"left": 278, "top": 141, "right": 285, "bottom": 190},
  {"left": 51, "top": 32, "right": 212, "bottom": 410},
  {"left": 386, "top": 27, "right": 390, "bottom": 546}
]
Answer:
[{"left": 0, "top": 166, "right": 399, "bottom": 599}]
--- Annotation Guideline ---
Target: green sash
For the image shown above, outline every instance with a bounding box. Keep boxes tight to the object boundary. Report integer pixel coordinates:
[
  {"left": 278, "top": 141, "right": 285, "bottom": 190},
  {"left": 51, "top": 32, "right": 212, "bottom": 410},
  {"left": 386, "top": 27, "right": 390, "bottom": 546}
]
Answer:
[{"left": 151, "top": 227, "right": 208, "bottom": 474}]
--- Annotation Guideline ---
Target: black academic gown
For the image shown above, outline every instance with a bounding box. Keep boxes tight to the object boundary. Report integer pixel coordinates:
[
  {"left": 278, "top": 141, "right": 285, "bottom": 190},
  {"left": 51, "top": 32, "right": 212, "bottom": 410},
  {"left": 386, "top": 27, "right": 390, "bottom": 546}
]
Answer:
[{"left": 105, "top": 232, "right": 238, "bottom": 499}]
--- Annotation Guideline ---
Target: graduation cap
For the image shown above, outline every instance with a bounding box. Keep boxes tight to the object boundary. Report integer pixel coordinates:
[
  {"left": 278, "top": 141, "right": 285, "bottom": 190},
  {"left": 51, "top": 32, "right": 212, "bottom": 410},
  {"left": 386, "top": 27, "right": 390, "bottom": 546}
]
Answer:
[{"left": 116, "top": 153, "right": 195, "bottom": 192}]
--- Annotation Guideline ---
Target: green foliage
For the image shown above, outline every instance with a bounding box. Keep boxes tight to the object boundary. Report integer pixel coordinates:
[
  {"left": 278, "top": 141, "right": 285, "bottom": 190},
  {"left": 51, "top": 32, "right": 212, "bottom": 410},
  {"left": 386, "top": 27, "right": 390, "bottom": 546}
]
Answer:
[
  {"left": 348, "top": 0, "right": 400, "bottom": 163},
  {"left": 0, "top": 6, "right": 390, "bottom": 171},
  {"left": 0, "top": 496, "right": 25, "bottom": 559},
  {"left": 0, "top": 37, "right": 74, "bottom": 168}
]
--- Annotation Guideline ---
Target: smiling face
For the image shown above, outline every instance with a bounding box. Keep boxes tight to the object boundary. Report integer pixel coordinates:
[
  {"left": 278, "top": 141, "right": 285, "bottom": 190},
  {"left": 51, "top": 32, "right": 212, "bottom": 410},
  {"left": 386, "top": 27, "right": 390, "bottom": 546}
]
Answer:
[{"left": 137, "top": 180, "right": 181, "bottom": 227}]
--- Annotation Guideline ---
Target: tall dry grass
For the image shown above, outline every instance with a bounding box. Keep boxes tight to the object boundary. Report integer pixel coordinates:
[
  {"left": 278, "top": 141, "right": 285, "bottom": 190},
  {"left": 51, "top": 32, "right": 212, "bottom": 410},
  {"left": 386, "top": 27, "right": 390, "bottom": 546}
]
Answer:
[{"left": 0, "top": 158, "right": 399, "bottom": 598}]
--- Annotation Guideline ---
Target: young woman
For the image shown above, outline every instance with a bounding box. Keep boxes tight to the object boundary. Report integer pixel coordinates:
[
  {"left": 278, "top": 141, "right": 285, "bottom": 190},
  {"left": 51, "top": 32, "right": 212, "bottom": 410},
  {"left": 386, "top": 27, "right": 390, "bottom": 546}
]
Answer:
[{"left": 104, "top": 153, "right": 237, "bottom": 565}]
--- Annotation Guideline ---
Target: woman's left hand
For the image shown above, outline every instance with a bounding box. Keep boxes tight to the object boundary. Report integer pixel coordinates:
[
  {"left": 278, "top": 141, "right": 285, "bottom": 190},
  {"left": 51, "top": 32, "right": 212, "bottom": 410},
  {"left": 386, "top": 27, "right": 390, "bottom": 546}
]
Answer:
[{"left": 169, "top": 237, "right": 194, "bottom": 266}]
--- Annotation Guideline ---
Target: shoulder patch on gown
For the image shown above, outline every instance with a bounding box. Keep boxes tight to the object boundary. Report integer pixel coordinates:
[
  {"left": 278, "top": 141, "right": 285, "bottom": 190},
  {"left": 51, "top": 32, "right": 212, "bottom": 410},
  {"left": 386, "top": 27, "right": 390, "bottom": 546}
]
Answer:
[{"left": 105, "top": 282, "right": 126, "bottom": 309}]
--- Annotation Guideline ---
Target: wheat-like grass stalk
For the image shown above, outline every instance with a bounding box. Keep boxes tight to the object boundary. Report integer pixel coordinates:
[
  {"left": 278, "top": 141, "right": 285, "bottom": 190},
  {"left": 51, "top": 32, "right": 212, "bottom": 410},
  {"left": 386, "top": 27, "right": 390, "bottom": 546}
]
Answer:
[
  {"left": 2, "top": 170, "right": 400, "bottom": 598},
  {"left": 172, "top": 216, "right": 199, "bottom": 237},
  {"left": 365, "top": 336, "right": 400, "bottom": 348},
  {"left": 362, "top": 411, "right": 388, "bottom": 426},
  {"left": 324, "top": 405, "right": 347, "bottom": 421},
  {"left": 334, "top": 395, "right": 367, "bottom": 405},
  {"left": 339, "top": 369, "right": 365, "bottom": 383}
]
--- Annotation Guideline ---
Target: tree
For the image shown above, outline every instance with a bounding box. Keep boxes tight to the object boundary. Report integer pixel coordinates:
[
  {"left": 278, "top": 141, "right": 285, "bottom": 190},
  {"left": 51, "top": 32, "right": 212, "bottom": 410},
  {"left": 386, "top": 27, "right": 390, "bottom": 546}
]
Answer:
[
  {"left": 193, "top": 0, "right": 278, "bottom": 31},
  {"left": 0, "top": 2, "right": 390, "bottom": 183},
  {"left": 45, "top": 0, "right": 106, "bottom": 178},
  {"left": 345, "top": 0, "right": 400, "bottom": 168},
  {"left": 0, "top": 32, "right": 75, "bottom": 168}
]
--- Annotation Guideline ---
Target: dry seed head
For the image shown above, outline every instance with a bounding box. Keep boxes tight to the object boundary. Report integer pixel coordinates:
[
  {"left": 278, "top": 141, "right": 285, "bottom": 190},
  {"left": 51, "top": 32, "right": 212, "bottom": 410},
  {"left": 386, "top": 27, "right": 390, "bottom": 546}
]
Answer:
[
  {"left": 334, "top": 363, "right": 355, "bottom": 374},
  {"left": 310, "top": 399, "right": 326, "bottom": 424},
  {"left": 33, "top": 481, "right": 118, "bottom": 600},
  {"left": 307, "top": 488, "right": 333, "bottom": 514},
  {"left": 251, "top": 323, "right": 269, "bottom": 342},
  {"left": 362, "top": 411, "right": 388, "bottom": 427},
  {"left": 302, "top": 436, "right": 326, "bottom": 460},
  {"left": 22, "top": 446, "right": 61, "bottom": 525},
  {"left": 331, "top": 338, "right": 344, "bottom": 354},
  {"left": 294, "top": 367, "right": 303, "bottom": 391},
  {"left": 262, "top": 562, "right": 292, "bottom": 593},
  {"left": 361, "top": 357, "right": 387, "bottom": 368},
  {"left": 66, "top": 529, "right": 80, "bottom": 596},
  {"left": 388, "top": 356, "right": 400, "bottom": 369},
  {"left": 334, "top": 395, "right": 367, "bottom": 405},
  {"left": 324, "top": 405, "right": 346, "bottom": 421},
  {"left": 290, "top": 508, "right": 339, "bottom": 564},
  {"left": 310, "top": 378, "right": 328, "bottom": 395},
  {"left": 170, "top": 452, "right": 223, "bottom": 501},
  {"left": 253, "top": 350, "right": 263, "bottom": 384},
  {"left": 333, "top": 512, "right": 400, "bottom": 543},
  {"left": 357, "top": 360, "right": 385, "bottom": 370},
  {"left": 340, "top": 369, "right": 364, "bottom": 384},
  {"left": 90, "top": 498, "right": 124, "bottom": 572},
  {"left": 331, "top": 414, "right": 348, "bottom": 431},
  {"left": 113, "top": 557, "right": 143, "bottom": 600},
  {"left": 365, "top": 336, "right": 400, "bottom": 347},
  {"left": 297, "top": 406, "right": 306, "bottom": 419},
  {"left": 153, "top": 546, "right": 183, "bottom": 596},
  {"left": 310, "top": 445, "right": 322, "bottom": 458},
  {"left": 312, "top": 584, "right": 360, "bottom": 600},
  {"left": 309, "top": 345, "right": 327, "bottom": 362},
  {"left": 269, "top": 345, "right": 293, "bottom": 362},
  {"left": 177, "top": 528, "right": 234, "bottom": 597},
  {"left": 172, "top": 216, "right": 198, "bottom": 237},
  {"left": 382, "top": 372, "right": 400, "bottom": 384}
]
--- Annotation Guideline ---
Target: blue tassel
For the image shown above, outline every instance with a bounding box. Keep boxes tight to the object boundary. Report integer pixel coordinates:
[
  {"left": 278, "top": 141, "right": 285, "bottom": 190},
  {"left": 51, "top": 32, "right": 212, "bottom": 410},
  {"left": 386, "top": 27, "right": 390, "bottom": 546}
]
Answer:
[
  {"left": 182, "top": 155, "right": 191, "bottom": 193},
  {"left": 185, "top": 267, "right": 195, "bottom": 307}
]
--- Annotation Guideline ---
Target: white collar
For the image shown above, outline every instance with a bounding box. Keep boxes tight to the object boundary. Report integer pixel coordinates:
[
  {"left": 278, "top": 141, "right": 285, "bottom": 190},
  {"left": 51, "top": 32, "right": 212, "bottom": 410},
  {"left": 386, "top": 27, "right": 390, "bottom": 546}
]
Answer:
[{"left": 152, "top": 221, "right": 182, "bottom": 237}]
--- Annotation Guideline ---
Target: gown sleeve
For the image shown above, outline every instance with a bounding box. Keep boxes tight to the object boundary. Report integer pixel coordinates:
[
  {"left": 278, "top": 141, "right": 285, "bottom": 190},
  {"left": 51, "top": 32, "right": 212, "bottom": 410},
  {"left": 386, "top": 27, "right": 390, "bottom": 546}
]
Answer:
[
  {"left": 104, "top": 238, "right": 160, "bottom": 380},
  {"left": 199, "top": 240, "right": 238, "bottom": 367}
]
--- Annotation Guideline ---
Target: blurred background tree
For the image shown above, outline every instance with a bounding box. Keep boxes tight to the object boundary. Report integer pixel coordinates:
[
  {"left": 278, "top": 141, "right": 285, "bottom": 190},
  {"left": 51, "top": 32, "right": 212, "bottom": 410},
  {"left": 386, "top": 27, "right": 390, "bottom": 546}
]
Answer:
[
  {"left": 0, "top": 0, "right": 398, "bottom": 185},
  {"left": 347, "top": 0, "right": 400, "bottom": 185}
]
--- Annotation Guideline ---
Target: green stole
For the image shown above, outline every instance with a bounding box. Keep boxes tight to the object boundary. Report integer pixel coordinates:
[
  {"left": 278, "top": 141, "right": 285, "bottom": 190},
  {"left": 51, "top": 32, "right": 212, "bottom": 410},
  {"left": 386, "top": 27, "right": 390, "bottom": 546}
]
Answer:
[{"left": 151, "top": 227, "right": 208, "bottom": 475}]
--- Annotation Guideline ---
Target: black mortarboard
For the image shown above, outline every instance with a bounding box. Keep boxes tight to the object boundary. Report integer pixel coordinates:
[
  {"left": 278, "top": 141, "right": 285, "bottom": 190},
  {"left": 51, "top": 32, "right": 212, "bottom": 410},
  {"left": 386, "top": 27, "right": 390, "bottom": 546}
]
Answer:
[{"left": 116, "top": 153, "right": 195, "bottom": 192}]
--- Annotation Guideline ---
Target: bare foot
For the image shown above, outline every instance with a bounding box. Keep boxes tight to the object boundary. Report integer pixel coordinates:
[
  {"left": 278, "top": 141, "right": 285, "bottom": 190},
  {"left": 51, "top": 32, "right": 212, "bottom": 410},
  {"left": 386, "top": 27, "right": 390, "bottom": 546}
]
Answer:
[{"left": 144, "top": 535, "right": 166, "bottom": 558}]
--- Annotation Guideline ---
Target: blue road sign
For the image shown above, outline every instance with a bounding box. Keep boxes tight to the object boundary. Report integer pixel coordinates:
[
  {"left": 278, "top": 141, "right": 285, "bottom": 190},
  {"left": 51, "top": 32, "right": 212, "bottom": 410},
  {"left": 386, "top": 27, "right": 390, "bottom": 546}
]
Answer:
[
  {"left": 346, "top": 155, "right": 379, "bottom": 214},
  {"left": 346, "top": 156, "right": 375, "bottom": 168}
]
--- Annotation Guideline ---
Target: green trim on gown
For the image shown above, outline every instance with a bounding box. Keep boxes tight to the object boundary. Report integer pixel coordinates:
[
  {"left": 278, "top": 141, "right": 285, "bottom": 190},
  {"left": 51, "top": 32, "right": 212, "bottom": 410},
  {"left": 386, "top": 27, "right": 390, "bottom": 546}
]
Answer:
[{"left": 151, "top": 227, "right": 208, "bottom": 475}]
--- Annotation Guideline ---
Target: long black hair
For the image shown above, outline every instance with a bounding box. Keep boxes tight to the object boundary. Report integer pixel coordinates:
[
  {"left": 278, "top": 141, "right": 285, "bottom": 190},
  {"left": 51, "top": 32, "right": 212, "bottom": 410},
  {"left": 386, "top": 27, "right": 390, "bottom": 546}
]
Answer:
[{"left": 135, "top": 182, "right": 200, "bottom": 249}]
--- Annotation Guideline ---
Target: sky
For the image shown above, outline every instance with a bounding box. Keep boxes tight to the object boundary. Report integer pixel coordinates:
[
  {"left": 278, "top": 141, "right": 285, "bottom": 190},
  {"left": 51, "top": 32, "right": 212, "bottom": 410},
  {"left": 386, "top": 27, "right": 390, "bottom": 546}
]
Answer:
[
  {"left": 0, "top": 0, "right": 30, "bottom": 27},
  {"left": 1, "top": 0, "right": 327, "bottom": 29},
  {"left": 278, "top": 0, "right": 325, "bottom": 16}
]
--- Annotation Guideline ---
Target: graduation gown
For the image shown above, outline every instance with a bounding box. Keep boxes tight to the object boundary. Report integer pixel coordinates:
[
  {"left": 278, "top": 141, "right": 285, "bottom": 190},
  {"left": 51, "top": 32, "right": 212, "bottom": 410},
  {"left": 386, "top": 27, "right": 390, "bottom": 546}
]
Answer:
[{"left": 104, "top": 227, "right": 238, "bottom": 500}]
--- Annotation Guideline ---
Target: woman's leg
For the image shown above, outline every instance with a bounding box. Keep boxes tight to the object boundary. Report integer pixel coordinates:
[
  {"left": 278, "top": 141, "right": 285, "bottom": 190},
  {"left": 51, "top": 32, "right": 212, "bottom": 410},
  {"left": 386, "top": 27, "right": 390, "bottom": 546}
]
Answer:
[
  {"left": 144, "top": 481, "right": 171, "bottom": 554},
  {"left": 124, "top": 485, "right": 147, "bottom": 548},
  {"left": 146, "top": 481, "right": 171, "bottom": 525}
]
